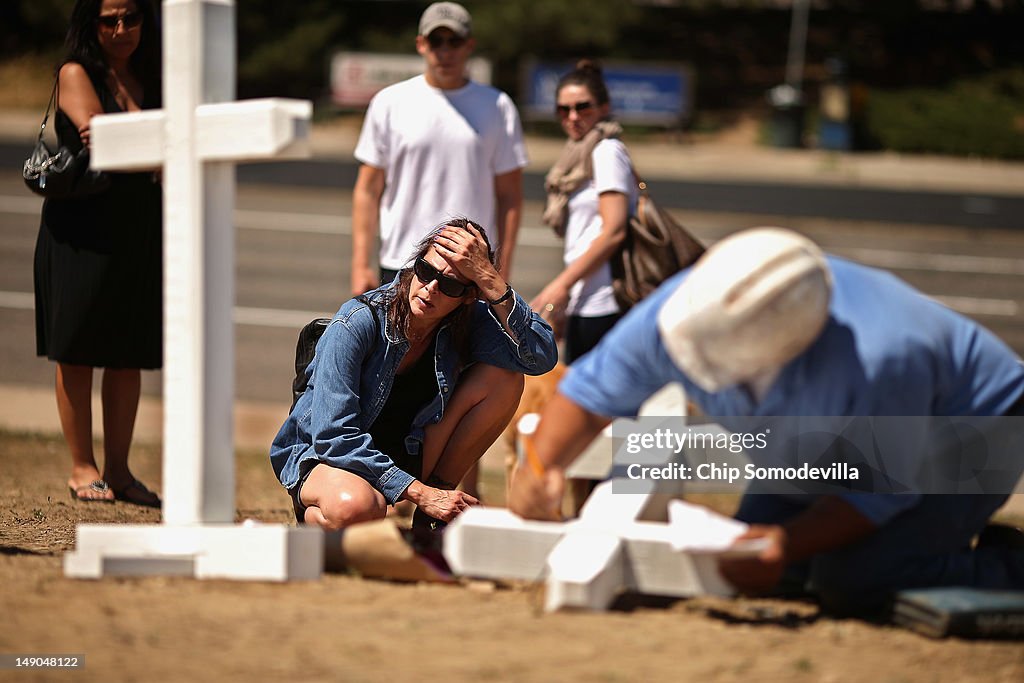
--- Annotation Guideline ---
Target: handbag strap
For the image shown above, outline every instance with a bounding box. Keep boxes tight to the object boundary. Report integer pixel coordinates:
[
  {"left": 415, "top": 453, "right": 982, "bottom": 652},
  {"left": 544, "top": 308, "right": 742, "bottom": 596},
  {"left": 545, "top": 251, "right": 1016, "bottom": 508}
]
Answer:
[
  {"left": 36, "top": 74, "right": 60, "bottom": 142},
  {"left": 629, "top": 164, "right": 650, "bottom": 196}
]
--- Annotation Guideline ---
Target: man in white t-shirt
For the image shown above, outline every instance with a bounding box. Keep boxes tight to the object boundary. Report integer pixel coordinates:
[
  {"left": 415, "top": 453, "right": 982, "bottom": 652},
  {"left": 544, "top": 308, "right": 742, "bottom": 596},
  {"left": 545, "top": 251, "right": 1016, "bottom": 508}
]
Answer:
[{"left": 350, "top": 2, "right": 529, "bottom": 295}]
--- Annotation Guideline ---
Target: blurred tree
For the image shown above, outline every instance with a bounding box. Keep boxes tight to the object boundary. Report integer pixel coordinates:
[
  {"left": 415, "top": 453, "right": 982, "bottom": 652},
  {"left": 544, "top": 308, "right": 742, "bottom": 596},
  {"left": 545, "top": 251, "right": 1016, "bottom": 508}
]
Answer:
[
  {"left": 237, "top": 0, "right": 346, "bottom": 99},
  {"left": 233, "top": 0, "right": 645, "bottom": 101},
  {"left": 467, "top": 0, "right": 643, "bottom": 100},
  {"left": 470, "top": 0, "right": 641, "bottom": 61},
  {"left": 1, "top": 0, "right": 1020, "bottom": 154},
  {"left": 1, "top": 0, "right": 74, "bottom": 57}
]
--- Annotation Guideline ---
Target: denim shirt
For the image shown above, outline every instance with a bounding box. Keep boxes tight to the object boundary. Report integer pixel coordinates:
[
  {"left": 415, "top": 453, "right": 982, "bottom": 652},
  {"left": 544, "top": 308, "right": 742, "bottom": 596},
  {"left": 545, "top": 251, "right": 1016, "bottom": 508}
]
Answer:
[{"left": 270, "top": 285, "right": 558, "bottom": 504}]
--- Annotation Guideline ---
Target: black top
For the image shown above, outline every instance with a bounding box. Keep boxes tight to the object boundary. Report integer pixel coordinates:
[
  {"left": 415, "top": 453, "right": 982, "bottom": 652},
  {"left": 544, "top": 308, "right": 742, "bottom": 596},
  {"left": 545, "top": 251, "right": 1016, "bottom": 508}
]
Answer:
[
  {"left": 33, "top": 64, "right": 163, "bottom": 369},
  {"left": 368, "top": 338, "right": 439, "bottom": 480}
]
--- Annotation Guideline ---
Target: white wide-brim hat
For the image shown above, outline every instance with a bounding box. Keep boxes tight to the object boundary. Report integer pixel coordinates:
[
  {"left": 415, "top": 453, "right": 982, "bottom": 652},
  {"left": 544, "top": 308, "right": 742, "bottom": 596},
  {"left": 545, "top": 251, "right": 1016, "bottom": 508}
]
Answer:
[{"left": 656, "top": 227, "right": 832, "bottom": 393}]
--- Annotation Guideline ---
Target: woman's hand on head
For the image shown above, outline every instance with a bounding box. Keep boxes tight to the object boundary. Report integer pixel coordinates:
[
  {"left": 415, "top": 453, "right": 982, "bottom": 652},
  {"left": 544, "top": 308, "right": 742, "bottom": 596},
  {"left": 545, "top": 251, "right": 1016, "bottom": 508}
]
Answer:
[{"left": 433, "top": 222, "right": 498, "bottom": 287}]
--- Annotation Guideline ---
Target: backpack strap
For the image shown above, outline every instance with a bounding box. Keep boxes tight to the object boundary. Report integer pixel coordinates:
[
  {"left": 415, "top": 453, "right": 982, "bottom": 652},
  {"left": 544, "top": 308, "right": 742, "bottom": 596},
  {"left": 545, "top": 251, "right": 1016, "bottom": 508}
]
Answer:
[
  {"left": 290, "top": 318, "right": 330, "bottom": 410},
  {"left": 289, "top": 295, "right": 384, "bottom": 409},
  {"left": 354, "top": 294, "right": 382, "bottom": 340},
  {"left": 629, "top": 164, "right": 650, "bottom": 195}
]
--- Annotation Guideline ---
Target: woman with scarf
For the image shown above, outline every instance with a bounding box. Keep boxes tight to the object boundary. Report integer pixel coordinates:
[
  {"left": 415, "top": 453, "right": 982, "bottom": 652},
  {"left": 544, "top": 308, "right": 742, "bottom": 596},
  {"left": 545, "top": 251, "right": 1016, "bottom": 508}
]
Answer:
[{"left": 532, "top": 60, "right": 638, "bottom": 363}]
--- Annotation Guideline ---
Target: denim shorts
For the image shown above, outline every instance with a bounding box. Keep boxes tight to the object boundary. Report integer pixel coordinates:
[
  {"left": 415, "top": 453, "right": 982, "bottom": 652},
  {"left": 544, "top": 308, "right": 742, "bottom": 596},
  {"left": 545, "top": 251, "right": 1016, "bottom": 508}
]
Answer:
[{"left": 287, "top": 454, "right": 421, "bottom": 524}]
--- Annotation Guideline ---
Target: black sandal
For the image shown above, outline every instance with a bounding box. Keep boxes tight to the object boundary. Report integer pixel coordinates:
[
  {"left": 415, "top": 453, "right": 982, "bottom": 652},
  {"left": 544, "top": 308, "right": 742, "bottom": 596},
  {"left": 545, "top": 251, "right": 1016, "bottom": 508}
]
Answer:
[{"left": 110, "top": 478, "right": 162, "bottom": 509}]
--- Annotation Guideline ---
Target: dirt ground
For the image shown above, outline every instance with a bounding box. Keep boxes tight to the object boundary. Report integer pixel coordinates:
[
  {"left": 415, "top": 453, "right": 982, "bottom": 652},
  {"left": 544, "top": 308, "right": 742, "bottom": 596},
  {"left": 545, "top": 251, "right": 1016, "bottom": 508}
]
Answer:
[{"left": 1, "top": 430, "right": 1022, "bottom": 683}]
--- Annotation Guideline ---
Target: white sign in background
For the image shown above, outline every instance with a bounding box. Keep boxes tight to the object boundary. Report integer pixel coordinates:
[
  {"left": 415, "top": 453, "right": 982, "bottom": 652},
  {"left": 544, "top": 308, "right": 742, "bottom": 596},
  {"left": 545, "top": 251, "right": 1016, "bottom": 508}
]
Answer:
[{"left": 330, "top": 51, "right": 492, "bottom": 107}]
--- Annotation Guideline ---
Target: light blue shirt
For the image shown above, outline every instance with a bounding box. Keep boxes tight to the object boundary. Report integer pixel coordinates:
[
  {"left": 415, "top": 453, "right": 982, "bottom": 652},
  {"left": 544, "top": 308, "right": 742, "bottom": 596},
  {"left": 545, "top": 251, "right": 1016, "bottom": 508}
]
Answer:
[{"left": 562, "top": 257, "right": 1024, "bottom": 523}]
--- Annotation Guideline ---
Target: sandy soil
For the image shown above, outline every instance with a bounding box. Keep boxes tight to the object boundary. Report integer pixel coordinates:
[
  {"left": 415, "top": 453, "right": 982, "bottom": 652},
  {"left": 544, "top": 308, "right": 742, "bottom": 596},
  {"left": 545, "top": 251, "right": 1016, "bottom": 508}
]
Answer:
[{"left": 1, "top": 430, "right": 1022, "bottom": 683}]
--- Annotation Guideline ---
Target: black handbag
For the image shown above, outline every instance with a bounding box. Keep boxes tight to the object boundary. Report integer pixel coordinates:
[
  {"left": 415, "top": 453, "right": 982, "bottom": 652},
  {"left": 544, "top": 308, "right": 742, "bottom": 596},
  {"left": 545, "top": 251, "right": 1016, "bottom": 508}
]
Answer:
[{"left": 22, "top": 75, "right": 111, "bottom": 200}]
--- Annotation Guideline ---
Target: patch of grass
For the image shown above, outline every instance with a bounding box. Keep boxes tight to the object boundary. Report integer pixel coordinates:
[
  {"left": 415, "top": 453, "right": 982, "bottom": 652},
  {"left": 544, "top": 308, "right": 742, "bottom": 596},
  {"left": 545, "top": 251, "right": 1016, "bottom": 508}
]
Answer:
[
  {"left": 689, "top": 110, "right": 727, "bottom": 135},
  {"left": 794, "top": 657, "right": 814, "bottom": 672}
]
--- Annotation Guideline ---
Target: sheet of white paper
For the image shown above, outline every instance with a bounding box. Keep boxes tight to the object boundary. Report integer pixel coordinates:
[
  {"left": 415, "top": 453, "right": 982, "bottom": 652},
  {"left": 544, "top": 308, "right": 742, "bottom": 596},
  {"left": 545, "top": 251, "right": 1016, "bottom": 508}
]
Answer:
[{"left": 668, "top": 499, "right": 756, "bottom": 553}]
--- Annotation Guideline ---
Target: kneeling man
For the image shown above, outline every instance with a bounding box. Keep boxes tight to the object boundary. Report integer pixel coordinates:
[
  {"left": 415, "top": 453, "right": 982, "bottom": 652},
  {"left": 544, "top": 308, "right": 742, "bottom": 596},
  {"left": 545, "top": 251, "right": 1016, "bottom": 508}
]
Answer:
[{"left": 510, "top": 227, "right": 1024, "bottom": 616}]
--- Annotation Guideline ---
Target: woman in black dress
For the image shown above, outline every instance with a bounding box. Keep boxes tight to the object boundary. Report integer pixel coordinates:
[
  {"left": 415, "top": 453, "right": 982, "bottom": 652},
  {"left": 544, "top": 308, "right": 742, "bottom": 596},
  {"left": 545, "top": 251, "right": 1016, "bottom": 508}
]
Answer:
[{"left": 34, "top": 0, "right": 162, "bottom": 506}]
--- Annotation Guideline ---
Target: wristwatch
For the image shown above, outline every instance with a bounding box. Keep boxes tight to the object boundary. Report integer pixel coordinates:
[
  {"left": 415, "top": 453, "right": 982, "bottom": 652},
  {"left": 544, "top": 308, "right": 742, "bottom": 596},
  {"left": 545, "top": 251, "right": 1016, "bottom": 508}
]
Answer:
[{"left": 487, "top": 283, "right": 514, "bottom": 306}]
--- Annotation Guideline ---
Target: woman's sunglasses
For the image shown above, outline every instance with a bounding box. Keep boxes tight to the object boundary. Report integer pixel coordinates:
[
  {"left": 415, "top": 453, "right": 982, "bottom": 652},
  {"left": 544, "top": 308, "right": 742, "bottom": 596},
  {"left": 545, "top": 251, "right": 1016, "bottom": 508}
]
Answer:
[
  {"left": 97, "top": 11, "right": 143, "bottom": 30},
  {"left": 413, "top": 258, "right": 473, "bottom": 298},
  {"left": 426, "top": 33, "right": 467, "bottom": 50},
  {"left": 556, "top": 101, "right": 594, "bottom": 117}
]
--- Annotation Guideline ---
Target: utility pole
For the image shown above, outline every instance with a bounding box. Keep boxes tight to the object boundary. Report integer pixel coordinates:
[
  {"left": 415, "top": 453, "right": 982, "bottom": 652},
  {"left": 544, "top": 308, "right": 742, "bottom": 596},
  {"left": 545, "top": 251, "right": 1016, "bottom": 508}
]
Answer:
[{"left": 785, "top": 0, "right": 811, "bottom": 95}]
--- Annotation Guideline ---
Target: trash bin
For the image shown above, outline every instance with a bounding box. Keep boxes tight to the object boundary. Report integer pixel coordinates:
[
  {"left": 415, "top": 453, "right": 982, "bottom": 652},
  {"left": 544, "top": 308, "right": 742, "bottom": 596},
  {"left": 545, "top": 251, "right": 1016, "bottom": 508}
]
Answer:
[
  {"left": 767, "top": 84, "right": 805, "bottom": 148},
  {"left": 818, "top": 57, "right": 852, "bottom": 151}
]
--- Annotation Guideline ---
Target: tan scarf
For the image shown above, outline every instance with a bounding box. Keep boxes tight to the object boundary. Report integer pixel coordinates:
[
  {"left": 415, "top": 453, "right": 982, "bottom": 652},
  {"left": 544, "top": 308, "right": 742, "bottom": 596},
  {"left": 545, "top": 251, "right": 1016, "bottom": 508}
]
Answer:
[{"left": 542, "top": 119, "right": 623, "bottom": 237}]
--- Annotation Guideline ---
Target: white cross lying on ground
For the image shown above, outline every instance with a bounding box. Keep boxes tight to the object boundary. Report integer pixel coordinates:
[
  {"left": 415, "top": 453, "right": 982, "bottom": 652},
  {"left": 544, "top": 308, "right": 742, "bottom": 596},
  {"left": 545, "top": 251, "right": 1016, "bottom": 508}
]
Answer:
[
  {"left": 64, "top": 0, "right": 321, "bottom": 581},
  {"left": 444, "top": 412, "right": 764, "bottom": 612}
]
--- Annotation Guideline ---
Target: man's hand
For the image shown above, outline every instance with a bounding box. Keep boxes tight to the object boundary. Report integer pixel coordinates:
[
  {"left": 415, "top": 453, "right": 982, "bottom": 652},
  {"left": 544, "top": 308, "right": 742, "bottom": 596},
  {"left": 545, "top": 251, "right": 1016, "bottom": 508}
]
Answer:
[
  {"left": 350, "top": 266, "right": 379, "bottom": 297},
  {"left": 351, "top": 163, "right": 386, "bottom": 296},
  {"left": 508, "top": 463, "right": 564, "bottom": 521},
  {"left": 718, "top": 496, "right": 877, "bottom": 595},
  {"left": 717, "top": 524, "right": 788, "bottom": 594}
]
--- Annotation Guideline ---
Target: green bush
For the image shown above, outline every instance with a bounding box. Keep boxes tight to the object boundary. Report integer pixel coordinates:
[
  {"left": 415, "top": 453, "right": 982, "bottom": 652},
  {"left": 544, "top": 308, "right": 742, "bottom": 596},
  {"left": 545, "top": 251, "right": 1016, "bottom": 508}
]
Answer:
[{"left": 865, "top": 69, "right": 1024, "bottom": 159}]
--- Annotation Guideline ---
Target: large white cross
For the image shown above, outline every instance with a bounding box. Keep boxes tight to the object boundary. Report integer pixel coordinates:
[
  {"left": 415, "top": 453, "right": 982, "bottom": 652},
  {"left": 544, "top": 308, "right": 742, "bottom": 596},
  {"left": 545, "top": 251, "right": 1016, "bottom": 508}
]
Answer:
[{"left": 64, "top": 0, "right": 321, "bottom": 580}]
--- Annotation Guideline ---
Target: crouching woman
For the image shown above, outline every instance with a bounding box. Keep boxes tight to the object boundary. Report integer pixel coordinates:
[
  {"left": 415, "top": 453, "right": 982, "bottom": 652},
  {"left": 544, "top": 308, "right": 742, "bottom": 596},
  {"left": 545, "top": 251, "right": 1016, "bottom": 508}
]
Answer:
[{"left": 270, "top": 218, "right": 558, "bottom": 531}]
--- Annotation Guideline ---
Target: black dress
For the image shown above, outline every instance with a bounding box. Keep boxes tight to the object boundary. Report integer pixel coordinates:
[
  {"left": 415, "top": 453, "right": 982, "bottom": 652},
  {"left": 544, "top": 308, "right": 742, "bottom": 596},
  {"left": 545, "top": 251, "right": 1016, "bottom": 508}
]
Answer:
[{"left": 33, "top": 68, "right": 163, "bottom": 369}]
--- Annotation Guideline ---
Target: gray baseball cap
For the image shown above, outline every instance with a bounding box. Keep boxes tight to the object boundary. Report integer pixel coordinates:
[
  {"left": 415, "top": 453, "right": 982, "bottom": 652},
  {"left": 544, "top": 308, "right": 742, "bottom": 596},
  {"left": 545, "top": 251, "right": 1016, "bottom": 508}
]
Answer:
[{"left": 419, "top": 2, "right": 472, "bottom": 37}]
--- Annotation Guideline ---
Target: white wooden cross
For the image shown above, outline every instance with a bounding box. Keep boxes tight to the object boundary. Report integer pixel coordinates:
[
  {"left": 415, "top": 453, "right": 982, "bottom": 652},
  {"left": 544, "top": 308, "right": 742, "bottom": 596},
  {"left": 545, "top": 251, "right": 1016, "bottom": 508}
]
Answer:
[
  {"left": 64, "top": 0, "right": 321, "bottom": 580},
  {"left": 444, "top": 411, "right": 764, "bottom": 611}
]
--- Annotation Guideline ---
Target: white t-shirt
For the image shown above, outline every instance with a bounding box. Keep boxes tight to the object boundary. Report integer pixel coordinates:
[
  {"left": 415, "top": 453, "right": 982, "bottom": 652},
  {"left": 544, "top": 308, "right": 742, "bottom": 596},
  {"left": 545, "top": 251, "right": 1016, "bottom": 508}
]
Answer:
[
  {"left": 355, "top": 75, "right": 529, "bottom": 270},
  {"left": 563, "top": 138, "right": 638, "bottom": 317}
]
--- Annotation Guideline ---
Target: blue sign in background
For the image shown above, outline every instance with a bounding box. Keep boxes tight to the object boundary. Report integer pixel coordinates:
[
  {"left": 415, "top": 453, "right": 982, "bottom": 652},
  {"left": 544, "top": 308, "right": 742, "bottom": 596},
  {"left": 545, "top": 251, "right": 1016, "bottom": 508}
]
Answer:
[{"left": 523, "top": 61, "right": 692, "bottom": 125}]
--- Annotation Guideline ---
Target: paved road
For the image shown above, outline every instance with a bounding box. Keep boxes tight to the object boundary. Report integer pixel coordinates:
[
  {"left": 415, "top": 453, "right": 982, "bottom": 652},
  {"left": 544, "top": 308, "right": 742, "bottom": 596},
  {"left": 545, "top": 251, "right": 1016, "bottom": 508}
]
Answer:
[
  {"left": 2, "top": 171, "right": 1023, "bottom": 408},
  {"left": 239, "top": 158, "right": 1024, "bottom": 231},
  {"left": 2, "top": 140, "right": 1023, "bottom": 230}
]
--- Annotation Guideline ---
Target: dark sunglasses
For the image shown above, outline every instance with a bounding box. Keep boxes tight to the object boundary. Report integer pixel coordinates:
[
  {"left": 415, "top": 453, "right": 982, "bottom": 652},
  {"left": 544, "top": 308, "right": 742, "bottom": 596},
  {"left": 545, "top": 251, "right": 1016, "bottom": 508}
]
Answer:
[
  {"left": 427, "top": 33, "right": 467, "bottom": 50},
  {"left": 413, "top": 258, "right": 473, "bottom": 298},
  {"left": 556, "top": 101, "right": 595, "bottom": 117},
  {"left": 97, "top": 11, "right": 143, "bottom": 29}
]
